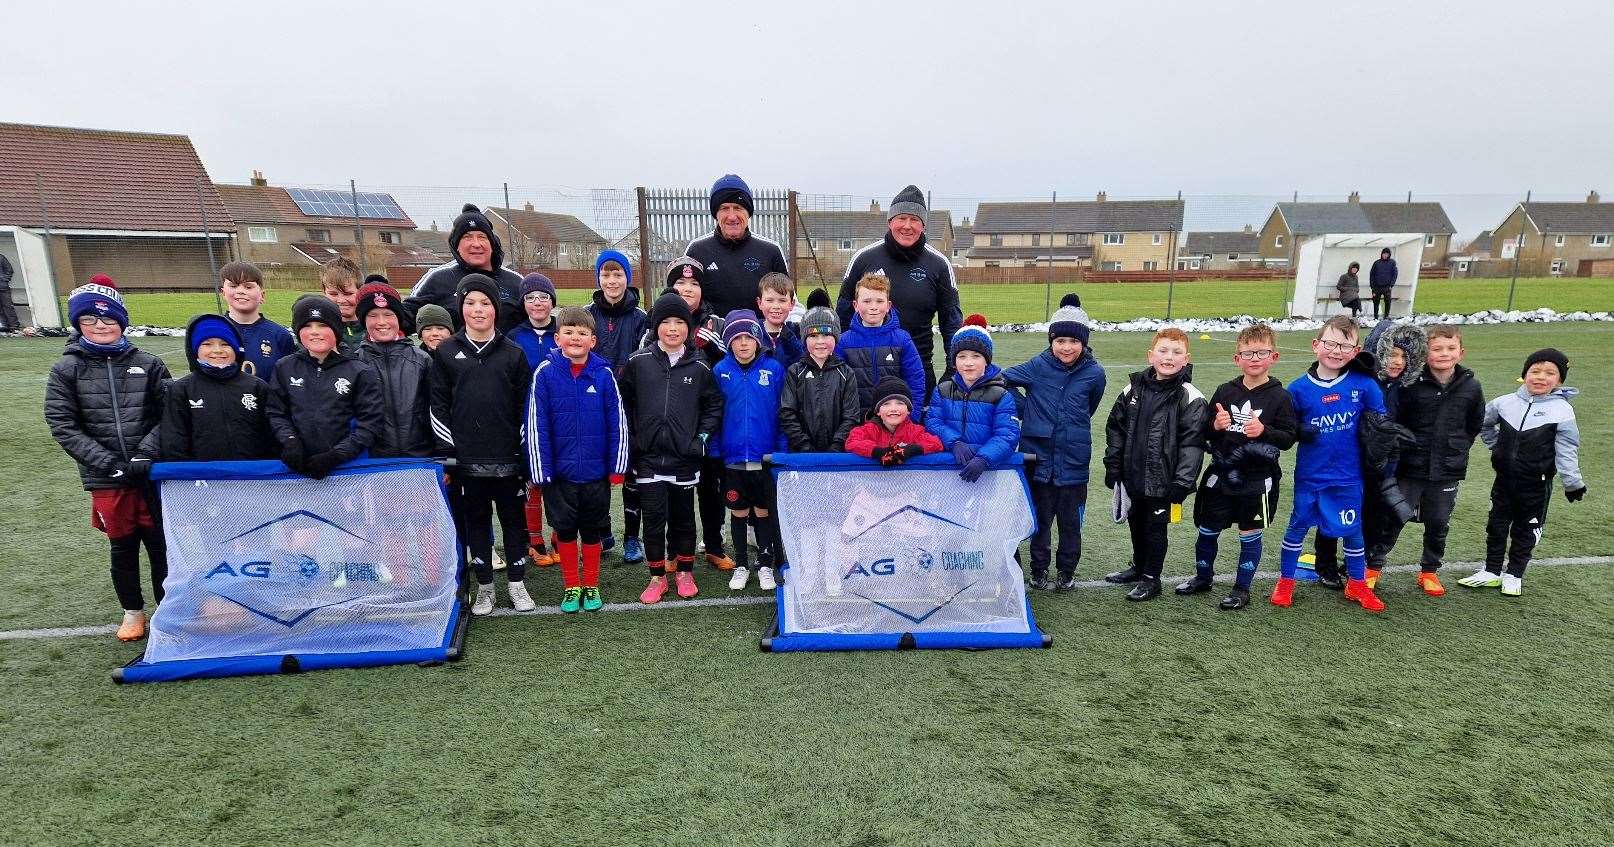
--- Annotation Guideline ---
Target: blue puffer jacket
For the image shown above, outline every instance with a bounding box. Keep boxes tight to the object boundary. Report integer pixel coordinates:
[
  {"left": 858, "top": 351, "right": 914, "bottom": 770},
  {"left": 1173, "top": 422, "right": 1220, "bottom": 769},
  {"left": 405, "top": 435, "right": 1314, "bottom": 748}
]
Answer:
[
  {"left": 714, "top": 354, "right": 787, "bottom": 463},
  {"left": 525, "top": 348, "right": 627, "bottom": 484},
  {"left": 925, "top": 365, "right": 1022, "bottom": 465},
  {"left": 838, "top": 308, "right": 926, "bottom": 420},
  {"left": 1002, "top": 349, "right": 1107, "bottom": 485},
  {"left": 508, "top": 319, "right": 557, "bottom": 371}
]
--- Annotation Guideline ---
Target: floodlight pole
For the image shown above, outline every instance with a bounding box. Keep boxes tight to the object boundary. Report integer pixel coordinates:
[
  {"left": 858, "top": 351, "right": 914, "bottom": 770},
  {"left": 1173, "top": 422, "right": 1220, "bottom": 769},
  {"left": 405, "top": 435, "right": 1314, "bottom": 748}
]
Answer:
[
  {"left": 1045, "top": 191, "right": 1055, "bottom": 321},
  {"left": 198, "top": 178, "right": 222, "bottom": 315}
]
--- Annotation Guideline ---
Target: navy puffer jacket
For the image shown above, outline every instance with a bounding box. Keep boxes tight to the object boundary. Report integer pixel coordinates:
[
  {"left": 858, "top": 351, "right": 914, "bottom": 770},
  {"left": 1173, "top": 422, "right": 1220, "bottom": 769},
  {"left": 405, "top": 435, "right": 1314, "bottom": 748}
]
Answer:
[{"left": 1002, "top": 349, "right": 1107, "bottom": 485}]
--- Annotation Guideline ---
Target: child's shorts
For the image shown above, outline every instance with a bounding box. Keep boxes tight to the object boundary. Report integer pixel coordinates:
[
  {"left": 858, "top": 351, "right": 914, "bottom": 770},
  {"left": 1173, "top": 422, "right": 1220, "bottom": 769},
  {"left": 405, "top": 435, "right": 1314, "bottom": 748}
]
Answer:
[
  {"left": 543, "top": 479, "right": 610, "bottom": 535},
  {"left": 1195, "top": 484, "right": 1277, "bottom": 533},
  {"left": 1289, "top": 484, "right": 1363, "bottom": 537},
  {"left": 723, "top": 466, "right": 773, "bottom": 511},
  {"left": 90, "top": 487, "right": 156, "bottom": 538}
]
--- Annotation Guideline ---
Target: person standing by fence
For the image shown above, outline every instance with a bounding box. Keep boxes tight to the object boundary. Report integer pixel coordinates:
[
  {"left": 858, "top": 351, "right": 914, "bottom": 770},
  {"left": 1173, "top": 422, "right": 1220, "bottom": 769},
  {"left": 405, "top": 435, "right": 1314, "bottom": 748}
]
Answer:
[
  {"left": 836, "top": 185, "right": 961, "bottom": 394},
  {"left": 681, "top": 174, "right": 789, "bottom": 319}
]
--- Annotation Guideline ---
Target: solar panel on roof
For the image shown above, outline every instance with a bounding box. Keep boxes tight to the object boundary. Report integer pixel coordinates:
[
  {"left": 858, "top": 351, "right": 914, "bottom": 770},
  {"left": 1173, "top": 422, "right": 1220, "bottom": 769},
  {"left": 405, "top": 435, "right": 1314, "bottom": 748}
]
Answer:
[{"left": 287, "top": 187, "right": 407, "bottom": 221}]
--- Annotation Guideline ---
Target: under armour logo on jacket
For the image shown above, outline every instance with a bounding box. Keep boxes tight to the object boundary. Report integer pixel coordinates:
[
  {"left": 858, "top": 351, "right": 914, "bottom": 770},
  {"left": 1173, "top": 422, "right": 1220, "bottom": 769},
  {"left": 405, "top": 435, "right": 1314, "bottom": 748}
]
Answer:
[
  {"left": 682, "top": 376, "right": 693, "bottom": 384},
  {"left": 289, "top": 377, "right": 304, "bottom": 387},
  {"left": 189, "top": 399, "right": 204, "bottom": 408}
]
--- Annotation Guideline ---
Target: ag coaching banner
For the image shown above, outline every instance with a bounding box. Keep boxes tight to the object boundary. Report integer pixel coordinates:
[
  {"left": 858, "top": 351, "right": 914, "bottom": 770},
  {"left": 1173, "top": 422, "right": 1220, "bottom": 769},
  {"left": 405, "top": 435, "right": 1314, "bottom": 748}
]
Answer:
[
  {"left": 765, "top": 453, "right": 1048, "bottom": 652},
  {"left": 117, "top": 458, "right": 464, "bottom": 683}
]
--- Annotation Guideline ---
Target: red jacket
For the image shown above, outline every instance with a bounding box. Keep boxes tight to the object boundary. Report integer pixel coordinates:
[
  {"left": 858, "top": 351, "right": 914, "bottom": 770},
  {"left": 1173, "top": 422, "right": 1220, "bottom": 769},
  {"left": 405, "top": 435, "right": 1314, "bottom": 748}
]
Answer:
[{"left": 845, "top": 418, "right": 944, "bottom": 457}]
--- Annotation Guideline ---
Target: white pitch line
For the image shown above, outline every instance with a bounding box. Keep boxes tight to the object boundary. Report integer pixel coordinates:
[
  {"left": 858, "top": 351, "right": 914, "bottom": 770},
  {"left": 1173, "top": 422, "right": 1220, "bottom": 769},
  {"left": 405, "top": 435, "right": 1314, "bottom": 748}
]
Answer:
[{"left": 2, "top": 556, "right": 1610, "bottom": 642}]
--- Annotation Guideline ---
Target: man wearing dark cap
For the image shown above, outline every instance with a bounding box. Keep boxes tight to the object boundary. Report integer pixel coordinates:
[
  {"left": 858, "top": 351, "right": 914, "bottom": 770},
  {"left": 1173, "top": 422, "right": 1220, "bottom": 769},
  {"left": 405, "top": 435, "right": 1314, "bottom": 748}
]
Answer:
[
  {"left": 681, "top": 174, "right": 789, "bottom": 319},
  {"left": 836, "top": 184, "right": 962, "bottom": 393},
  {"left": 403, "top": 203, "right": 525, "bottom": 332}
]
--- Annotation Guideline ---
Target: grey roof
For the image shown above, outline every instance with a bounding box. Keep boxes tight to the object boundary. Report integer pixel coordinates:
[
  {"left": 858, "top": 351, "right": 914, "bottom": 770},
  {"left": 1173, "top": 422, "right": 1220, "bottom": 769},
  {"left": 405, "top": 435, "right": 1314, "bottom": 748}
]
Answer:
[
  {"left": 409, "top": 228, "right": 452, "bottom": 258},
  {"left": 1274, "top": 202, "right": 1455, "bottom": 236},
  {"left": 1521, "top": 202, "right": 1614, "bottom": 234},
  {"left": 799, "top": 209, "right": 952, "bottom": 241},
  {"left": 1180, "top": 231, "right": 1260, "bottom": 255},
  {"left": 489, "top": 207, "right": 608, "bottom": 244},
  {"left": 1469, "top": 230, "right": 1494, "bottom": 252},
  {"left": 973, "top": 200, "right": 1184, "bottom": 234},
  {"left": 953, "top": 224, "right": 973, "bottom": 250},
  {"left": 965, "top": 245, "right": 1093, "bottom": 260}
]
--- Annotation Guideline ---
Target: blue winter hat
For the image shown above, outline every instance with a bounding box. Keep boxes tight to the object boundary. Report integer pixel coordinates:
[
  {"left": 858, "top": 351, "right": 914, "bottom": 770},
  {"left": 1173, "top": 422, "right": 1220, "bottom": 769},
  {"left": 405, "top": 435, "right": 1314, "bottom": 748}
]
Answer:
[
  {"left": 709, "top": 174, "right": 754, "bottom": 218},
  {"left": 188, "top": 314, "right": 239, "bottom": 357},
  {"left": 721, "top": 309, "right": 769, "bottom": 351},
  {"left": 951, "top": 325, "right": 994, "bottom": 365},
  {"left": 595, "top": 249, "right": 632, "bottom": 288},
  {"left": 520, "top": 272, "right": 556, "bottom": 302},
  {"left": 68, "top": 276, "right": 129, "bottom": 329}
]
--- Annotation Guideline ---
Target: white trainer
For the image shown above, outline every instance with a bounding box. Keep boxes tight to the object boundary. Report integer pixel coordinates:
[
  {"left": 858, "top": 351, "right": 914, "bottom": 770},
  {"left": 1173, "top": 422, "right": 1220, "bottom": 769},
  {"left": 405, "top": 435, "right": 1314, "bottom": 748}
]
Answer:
[
  {"left": 492, "top": 550, "right": 506, "bottom": 571},
  {"left": 757, "top": 566, "right": 777, "bottom": 591},
  {"left": 728, "top": 566, "right": 750, "bottom": 591},
  {"left": 1458, "top": 569, "right": 1503, "bottom": 589},
  {"left": 507, "top": 580, "right": 536, "bottom": 612},
  {"left": 1500, "top": 574, "right": 1523, "bottom": 596},
  {"left": 471, "top": 584, "right": 495, "bottom": 616}
]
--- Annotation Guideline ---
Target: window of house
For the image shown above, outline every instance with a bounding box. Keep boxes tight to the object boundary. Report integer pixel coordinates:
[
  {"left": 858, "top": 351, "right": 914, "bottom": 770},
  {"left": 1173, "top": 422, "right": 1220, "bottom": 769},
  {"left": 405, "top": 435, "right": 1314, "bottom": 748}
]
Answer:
[
  {"left": 1031, "top": 233, "right": 1042, "bottom": 247},
  {"left": 1457, "top": 261, "right": 1469, "bottom": 272},
  {"left": 1274, "top": 234, "right": 1284, "bottom": 248},
  {"left": 1551, "top": 259, "right": 1565, "bottom": 274},
  {"left": 1142, "top": 261, "right": 1159, "bottom": 271},
  {"left": 379, "top": 231, "right": 401, "bottom": 245},
  {"left": 247, "top": 226, "right": 277, "bottom": 243},
  {"left": 1554, "top": 234, "right": 1565, "bottom": 247},
  {"left": 989, "top": 234, "right": 1003, "bottom": 247},
  {"left": 1426, "top": 234, "right": 1436, "bottom": 247},
  {"left": 1594, "top": 234, "right": 1611, "bottom": 247},
  {"left": 1227, "top": 253, "right": 1239, "bottom": 261},
  {"left": 1065, "top": 233, "right": 1077, "bottom": 246},
  {"left": 839, "top": 239, "right": 854, "bottom": 251},
  {"left": 1192, "top": 260, "right": 1201, "bottom": 270},
  {"left": 558, "top": 245, "right": 568, "bottom": 255},
  {"left": 1103, "top": 233, "right": 1123, "bottom": 245},
  {"left": 1101, "top": 261, "right": 1122, "bottom": 271},
  {"left": 984, "top": 261, "right": 1000, "bottom": 268},
  {"left": 306, "top": 229, "right": 331, "bottom": 243},
  {"left": 1152, "top": 233, "right": 1163, "bottom": 246}
]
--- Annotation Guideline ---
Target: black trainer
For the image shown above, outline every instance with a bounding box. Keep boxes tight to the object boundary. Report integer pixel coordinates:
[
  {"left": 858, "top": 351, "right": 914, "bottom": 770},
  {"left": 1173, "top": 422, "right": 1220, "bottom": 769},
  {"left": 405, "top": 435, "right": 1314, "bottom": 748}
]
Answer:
[
  {"left": 1055, "top": 573, "right": 1077, "bottom": 592},
  {"left": 1315, "top": 571, "right": 1345, "bottom": 591},
  {"left": 1029, "top": 572, "right": 1051, "bottom": 591},
  {"left": 1104, "top": 567, "right": 1143, "bottom": 584},
  {"left": 1220, "top": 588, "right": 1250, "bottom": 610},
  {"left": 1174, "top": 574, "right": 1215, "bottom": 595},
  {"left": 1125, "top": 579, "right": 1161, "bottom": 601}
]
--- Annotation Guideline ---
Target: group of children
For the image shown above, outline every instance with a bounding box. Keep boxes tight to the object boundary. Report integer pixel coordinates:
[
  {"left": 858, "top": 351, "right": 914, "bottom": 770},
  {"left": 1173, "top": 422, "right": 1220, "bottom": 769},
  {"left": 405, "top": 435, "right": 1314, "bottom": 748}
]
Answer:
[{"left": 45, "top": 252, "right": 1587, "bottom": 642}]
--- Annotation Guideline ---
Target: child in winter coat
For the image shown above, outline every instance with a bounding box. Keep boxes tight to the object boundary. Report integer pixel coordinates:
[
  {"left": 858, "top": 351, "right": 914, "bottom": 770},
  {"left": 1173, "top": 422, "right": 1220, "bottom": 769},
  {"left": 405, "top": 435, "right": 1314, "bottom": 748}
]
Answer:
[
  {"left": 620, "top": 292, "right": 725, "bottom": 603},
  {"left": 714, "top": 310, "right": 787, "bottom": 591},
  {"left": 319, "top": 257, "right": 364, "bottom": 351},
  {"left": 353, "top": 281, "right": 433, "bottom": 458},
  {"left": 507, "top": 272, "right": 560, "bottom": 565},
  {"left": 1101, "top": 327, "right": 1208, "bottom": 602},
  {"left": 587, "top": 250, "right": 649, "bottom": 563},
  {"left": 758, "top": 272, "right": 805, "bottom": 369},
  {"left": 416, "top": 304, "right": 454, "bottom": 353},
  {"left": 926, "top": 323, "right": 1022, "bottom": 485},
  {"left": 846, "top": 375, "right": 943, "bottom": 463},
  {"left": 527, "top": 307, "right": 627, "bottom": 613},
  {"left": 45, "top": 276, "right": 172, "bottom": 641},
  {"left": 1462, "top": 348, "right": 1586, "bottom": 596},
  {"left": 839, "top": 273, "right": 927, "bottom": 420},
  {"left": 268, "top": 294, "right": 385, "bottom": 481},
  {"left": 779, "top": 305, "right": 862, "bottom": 453},
  {"left": 161, "top": 314, "right": 276, "bottom": 462},
  {"left": 217, "top": 261, "right": 294, "bottom": 379},
  {"left": 1002, "top": 297, "right": 1107, "bottom": 591}
]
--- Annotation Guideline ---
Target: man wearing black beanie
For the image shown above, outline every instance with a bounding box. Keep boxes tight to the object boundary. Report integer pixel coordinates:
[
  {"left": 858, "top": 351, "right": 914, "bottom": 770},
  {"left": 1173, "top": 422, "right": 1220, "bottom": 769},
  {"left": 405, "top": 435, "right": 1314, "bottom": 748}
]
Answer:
[
  {"left": 682, "top": 174, "right": 789, "bottom": 319},
  {"left": 403, "top": 203, "right": 525, "bottom": 333}
]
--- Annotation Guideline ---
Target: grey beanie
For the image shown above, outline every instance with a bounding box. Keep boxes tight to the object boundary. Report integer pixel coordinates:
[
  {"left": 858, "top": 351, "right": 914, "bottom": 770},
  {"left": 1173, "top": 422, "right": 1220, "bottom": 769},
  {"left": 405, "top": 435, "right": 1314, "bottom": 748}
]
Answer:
[
  {"left": 800, "top": 305, "right": 840, "bottom": 339},
  {"left": 888, "top": 185, "right": 927, "bottom": 222}
]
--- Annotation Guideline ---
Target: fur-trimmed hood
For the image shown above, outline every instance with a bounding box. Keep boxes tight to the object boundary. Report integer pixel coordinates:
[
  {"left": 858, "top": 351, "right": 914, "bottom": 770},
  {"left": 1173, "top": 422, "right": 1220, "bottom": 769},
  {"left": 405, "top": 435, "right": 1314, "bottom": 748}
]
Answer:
[{"left": 1367, "top": 320, "right": 1427, "bottom": 386}]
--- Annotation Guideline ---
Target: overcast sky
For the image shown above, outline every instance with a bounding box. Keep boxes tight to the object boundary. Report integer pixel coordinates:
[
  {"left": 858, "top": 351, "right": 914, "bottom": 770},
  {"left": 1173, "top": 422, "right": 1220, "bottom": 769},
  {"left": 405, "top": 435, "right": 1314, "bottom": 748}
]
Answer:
[{"left": 8, "top": 0, "right": 1611, "bottom": 236}]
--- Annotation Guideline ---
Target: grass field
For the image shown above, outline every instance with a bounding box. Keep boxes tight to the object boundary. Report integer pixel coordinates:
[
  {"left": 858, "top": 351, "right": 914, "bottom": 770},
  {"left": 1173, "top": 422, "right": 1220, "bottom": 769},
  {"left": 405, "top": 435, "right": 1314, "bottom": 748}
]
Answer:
[
  {"left": 2, "top": 324, "right": 1611, "bottom": 846},
  {"left": 46, "top": 276, "right": 1614, "bottom": 330}
]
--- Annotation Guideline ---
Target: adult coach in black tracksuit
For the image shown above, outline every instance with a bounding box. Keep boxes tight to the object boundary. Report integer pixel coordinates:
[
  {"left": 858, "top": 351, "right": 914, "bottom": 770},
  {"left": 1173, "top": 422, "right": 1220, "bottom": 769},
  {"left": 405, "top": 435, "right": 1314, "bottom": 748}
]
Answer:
[
  {"left": 681, "top": 174, "right": 789, "bottom": 320},
  {"left": 404, "top": 203, "right": 525, "bottom": 333},
  {"left": 836, "top": 185, "right": 962, "bottom": 394}
]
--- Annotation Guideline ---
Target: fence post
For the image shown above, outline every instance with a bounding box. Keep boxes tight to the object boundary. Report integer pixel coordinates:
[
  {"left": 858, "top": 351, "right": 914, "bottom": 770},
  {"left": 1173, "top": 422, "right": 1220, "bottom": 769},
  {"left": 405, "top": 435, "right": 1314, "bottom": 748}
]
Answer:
[
  {"left": 1164, "top": 190, "right": 1181, "bottom": 321},
  {"left": 1045, "top": 191, "right": 1055, "bottom": 321},
  {"left": 635, "top": 186, "right": 651, "bottom": 304},
  {"left": 350, "top": 179, "right": 365, "bottom": 279},
  {"left": 502, "top": 183, "right": 514, "bottom": 271},
  {"left": 1506, "top": 189, "right": 1530, "bottom": 312},
  {"left": 197, "top": 177, "right": 222, "bottom": 314},
  {"left": 787, "top": 190, "right": 800, "bottom": 283}
]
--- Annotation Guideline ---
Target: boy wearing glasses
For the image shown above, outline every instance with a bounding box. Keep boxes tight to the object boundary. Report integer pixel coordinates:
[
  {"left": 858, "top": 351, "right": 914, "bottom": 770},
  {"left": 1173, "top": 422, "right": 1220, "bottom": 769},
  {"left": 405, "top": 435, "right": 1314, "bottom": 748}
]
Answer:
[
  {"left": 1176, "top": 324, "right": 1297, "bottom": 610},
  {"left": 1274, "top": 316, "right": 1387, "bottom": 612},
  {"left": 509, "top": 273, "right": 560, "bottom": 566}
]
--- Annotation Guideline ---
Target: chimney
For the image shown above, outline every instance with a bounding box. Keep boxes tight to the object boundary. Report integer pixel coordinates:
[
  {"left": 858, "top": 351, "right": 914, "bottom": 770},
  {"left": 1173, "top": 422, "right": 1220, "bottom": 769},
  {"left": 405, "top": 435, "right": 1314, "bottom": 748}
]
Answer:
[
  {"left": 1095, "top": 191, "right": 1107, "bottom": 202},
  {"left": 1589, "top": 190, "right": 1601, "bottom": 204},
  {"left": 1347, "top": 191, "right": 1360, "bottom": 204},
  {"left": 524, "top": 201, "right": 535, "bottom": 212},
  {"left": 869, "top": 199, "right": 880, "bottom": 213},
  {"left": 250, "top": 169, "right": 267, "bottom": 187},
  {"left": 962, "top": 216, "right": 972, "bottom": 227},
  {"left": 1243, "top": 223, "right": 1253, "bottom": 233}
]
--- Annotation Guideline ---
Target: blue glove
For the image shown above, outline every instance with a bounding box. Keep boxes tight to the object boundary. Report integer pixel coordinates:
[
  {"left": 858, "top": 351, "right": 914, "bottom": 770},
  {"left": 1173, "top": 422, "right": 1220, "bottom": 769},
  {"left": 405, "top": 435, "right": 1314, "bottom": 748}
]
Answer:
[
  {"left": 960, "top": 456, "right": 989, "bottom": 483},
  {"left": 952, "top": 442, "right": 977, "bottom": 466}
]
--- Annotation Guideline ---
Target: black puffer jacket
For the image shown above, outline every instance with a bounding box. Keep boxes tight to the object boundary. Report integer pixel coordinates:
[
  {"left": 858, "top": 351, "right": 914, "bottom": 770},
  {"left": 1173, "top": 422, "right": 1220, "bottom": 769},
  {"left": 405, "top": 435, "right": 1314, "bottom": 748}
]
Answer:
[
  {"left": 267, "top": 348, "right": 385, "bottom": 462},
  {"left": 618, "top": 344, "right": 724, "bottom": 478},
  {"left": 355, "top": 339, "right": 433, "bottom": 458},
  {"left": 45, "top": 339, "right": 171, "bottom": 489},
  {"left": 779, "top": 354, "right": 862, "bottom": 452},
  {"left": 161, "top": 316, "right": 276, "bottom": 461},
  {"left": 1394, "top": 365, "right": 1484, "bottom": 481},
  {"left": 428, "top": 331, "right": 532, "bottom": 475},
  {"left": 1103, "top": 365, "right": 1208, "bottom": 501}
]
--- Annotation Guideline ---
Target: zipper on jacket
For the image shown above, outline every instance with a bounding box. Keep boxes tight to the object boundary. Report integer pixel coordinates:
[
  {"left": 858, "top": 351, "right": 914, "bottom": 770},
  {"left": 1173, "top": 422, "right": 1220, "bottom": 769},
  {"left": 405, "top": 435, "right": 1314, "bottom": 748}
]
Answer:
[{"left": 106, "top": 358, "right": 130, "bottom": 459}]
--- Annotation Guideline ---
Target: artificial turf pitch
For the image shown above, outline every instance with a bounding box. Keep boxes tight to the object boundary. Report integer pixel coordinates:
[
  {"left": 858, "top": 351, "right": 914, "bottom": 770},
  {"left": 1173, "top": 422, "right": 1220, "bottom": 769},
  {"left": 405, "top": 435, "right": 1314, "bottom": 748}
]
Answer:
[{"left": 1, "top": 323, "right": 1610, "bottom": 846}]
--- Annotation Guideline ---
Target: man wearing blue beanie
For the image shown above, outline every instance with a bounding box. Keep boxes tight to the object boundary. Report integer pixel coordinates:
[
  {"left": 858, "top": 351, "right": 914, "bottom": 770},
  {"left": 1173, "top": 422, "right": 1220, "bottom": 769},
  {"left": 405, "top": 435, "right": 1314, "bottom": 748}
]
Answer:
[{"left": 682, "top": 174, "right": 789, "bottom": 319}]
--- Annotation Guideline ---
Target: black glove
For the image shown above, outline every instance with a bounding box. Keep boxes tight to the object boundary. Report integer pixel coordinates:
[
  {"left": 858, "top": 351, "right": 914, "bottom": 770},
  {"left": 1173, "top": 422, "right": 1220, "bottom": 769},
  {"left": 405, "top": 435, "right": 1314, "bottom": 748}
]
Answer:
[
  {"left": 952, "top": 442, "right": 977, "bottom": 466},
  {"left": 280, "top": 437, "right": 306, "bottom": 472},
  {"left": 1298, "top": 423, "right": 1320, "bottom": 444},
  {"left": 1381, "top": 476, "right": 1416, "bottom": 524},
  {"left": 880, "top": 448, "right": 905, "bottom": 467},
  {"left": 1168, "top": 484, "right": 1192, "bottom": 505},
  {"left": 1104, "top": 470, "right": 1119, "bottom": 490},
  {"left": 304, "top": 451, "right": 342, "bottom": 480},
  {"left": 960, "top": 456, "right": 989, "bottom": 483},
  {"left": 870, "top": 446, "right": 892, "bottom": 463},
  {"left": 1566, "top": 486, "right": 1587, "bottom": 503},
  {"left": 899, "top": 443, "right": 926, "bottom": 460}
]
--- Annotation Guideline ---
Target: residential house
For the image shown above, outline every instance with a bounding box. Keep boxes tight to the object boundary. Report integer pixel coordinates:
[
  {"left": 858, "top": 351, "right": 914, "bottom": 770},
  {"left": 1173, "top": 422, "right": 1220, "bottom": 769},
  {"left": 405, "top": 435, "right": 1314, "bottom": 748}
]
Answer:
[
  {"left": 951, "top": 217, "right": 973, "bottom": 265},
  {"left": 966, "top": 193, "right": 1185, "bottom": 271},
  {"left": 1176, "top": 227, "right": 1262, "bottom": 271},
  {"left": 1489, "top": 192, "right": 1614, "bottom": 276},
  {"left": 1258, "top": 193, "right": 1456, "bottom": 269},
  {"left": 216, "top": 172, "right": 429, "bottom": 271},
  {"left": 794, "top": 202, "right": 955, "bottom": 282},
  {"left": 0, "top": 122, "right": 236, "bottom": 324},
  {"left": 409, "top": 227, "right": 454, "bottom": 264},
  {"left": 488, "top": 204, "right": 609, "bottom": 271}
]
